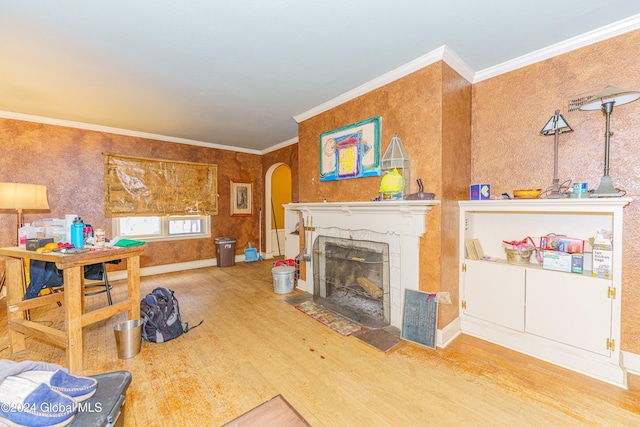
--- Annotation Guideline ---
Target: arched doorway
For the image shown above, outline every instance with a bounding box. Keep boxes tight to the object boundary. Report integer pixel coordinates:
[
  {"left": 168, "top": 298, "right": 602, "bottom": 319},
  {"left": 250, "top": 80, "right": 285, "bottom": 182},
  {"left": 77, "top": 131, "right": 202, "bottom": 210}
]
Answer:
[{"left": 264, "top": 163, "right": 291, "bottom": 259}]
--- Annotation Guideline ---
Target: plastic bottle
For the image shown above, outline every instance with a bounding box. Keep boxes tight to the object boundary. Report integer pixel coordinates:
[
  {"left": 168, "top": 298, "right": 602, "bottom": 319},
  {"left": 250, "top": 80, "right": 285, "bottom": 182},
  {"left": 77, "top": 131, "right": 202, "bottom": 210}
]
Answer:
[
  {"left": 71, "top": 217, "right": 85, "bottom": 248},
  {"left": 18, "top": 224, "right": 30, "bottom": 248}
]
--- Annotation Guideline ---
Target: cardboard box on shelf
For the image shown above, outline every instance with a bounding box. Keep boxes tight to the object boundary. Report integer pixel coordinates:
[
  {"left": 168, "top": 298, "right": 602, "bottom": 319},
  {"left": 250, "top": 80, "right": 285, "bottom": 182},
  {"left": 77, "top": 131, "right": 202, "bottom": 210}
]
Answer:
[
  {"left": 542, "top": 250, "right": 572, "bottom": 273},
  {"left": 571, "top": 254, "right": 584, "bottom": 274},
  {"left": 540, "top": 235, "right": 584, "bottom": 254},
  {"left": 592, "top": 232, "right": 613, "bottom": 279}
]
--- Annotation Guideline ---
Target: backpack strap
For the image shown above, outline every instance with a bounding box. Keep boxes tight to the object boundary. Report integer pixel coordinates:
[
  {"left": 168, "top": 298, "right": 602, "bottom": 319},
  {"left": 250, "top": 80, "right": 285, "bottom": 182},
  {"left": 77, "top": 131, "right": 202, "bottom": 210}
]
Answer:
[{"left": 184, "top": 319, "right": 204, "bottom": 333}]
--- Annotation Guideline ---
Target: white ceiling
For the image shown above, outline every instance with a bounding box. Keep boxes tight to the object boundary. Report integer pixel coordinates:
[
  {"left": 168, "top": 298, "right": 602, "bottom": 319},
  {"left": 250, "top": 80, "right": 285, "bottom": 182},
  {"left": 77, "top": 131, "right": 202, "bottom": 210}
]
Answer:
[{"left": 2, "top": 1, "right": 640, "bottom": 153}]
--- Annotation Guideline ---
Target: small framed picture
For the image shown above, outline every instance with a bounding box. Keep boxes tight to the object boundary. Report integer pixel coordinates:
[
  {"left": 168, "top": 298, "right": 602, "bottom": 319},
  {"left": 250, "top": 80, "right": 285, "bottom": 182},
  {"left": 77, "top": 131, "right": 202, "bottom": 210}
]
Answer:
[{"left": 230, "top": 180, "right": 252, "bottom": 216}]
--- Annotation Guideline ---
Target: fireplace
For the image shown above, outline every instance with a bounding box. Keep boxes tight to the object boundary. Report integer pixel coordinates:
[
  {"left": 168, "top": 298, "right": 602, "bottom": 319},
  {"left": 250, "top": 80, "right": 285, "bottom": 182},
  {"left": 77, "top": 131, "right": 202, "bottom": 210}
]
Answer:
[
  {"left": 284, "top": 200, "right": 439, "bottom": 329},
  {"left": 313, "top": 236, "right": 390, "bottom": 328}
]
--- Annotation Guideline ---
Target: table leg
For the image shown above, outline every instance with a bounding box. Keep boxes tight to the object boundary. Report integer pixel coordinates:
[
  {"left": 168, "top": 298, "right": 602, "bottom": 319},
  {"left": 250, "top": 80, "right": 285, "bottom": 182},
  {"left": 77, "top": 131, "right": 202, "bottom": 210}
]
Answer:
[
  {"left": 4, "top": 257, "right": 26, "bottom": 352},
  {"left": 63, "top": 266, "right": 83, "bottom": 373},
  {"left": 127, "top": 255, "right": 141, "bottom": 321}
]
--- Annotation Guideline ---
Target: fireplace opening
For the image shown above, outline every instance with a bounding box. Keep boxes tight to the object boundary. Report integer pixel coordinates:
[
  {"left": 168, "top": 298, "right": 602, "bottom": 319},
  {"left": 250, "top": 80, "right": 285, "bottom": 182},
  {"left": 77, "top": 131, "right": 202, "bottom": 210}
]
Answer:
[{"left": 312, "top": 236, "right": 390, "bottom": 329}]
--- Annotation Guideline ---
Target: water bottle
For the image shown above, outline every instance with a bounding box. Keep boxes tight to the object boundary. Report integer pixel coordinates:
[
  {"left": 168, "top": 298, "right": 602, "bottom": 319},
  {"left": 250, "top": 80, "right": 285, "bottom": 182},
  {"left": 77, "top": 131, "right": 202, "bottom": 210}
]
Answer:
[{"left": 71, "top": 217, "right": 85, "bottom": 248}]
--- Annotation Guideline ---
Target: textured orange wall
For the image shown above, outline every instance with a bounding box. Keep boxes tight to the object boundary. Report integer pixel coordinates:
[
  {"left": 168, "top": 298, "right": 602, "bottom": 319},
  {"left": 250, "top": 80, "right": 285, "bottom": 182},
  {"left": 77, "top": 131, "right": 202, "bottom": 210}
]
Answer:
[
  {"left": 0, "top": 119, "right": 263, "bottom": 269},
  {"left": 472, "top": 30, "right": 640, "bottom": 352},
  {"left": 297, "top": 62, "right": 472, "bottom": 325},
  {"left": 440, "top": 64, "right": 473, "bottom": 325}
]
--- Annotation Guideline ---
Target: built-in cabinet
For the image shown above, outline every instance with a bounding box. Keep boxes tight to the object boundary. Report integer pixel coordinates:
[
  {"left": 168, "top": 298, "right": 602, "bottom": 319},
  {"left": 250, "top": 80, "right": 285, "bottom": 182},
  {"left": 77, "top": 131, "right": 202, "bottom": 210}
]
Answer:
[{"left": 458, "top": 198, "right": 631, "bottom": 387}]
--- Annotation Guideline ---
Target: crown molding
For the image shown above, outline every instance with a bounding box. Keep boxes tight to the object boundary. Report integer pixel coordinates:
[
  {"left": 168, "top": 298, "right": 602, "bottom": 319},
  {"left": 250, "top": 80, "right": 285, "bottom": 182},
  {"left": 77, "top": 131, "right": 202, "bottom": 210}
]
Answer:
[
  {"left": 0, "top": 110, "right": 263, "bottom": 155},
  {"left": 294, "top": 45, "right": 475, "bottom": 124},
  {"left": 441, "top": 46, "right": 476, "bottom": 83},
  {"left": 474, "top": 13, "right": 640, "bottom": 83},
  {"left": 260, "top": 136, "right": 298, "bottom": 155}
]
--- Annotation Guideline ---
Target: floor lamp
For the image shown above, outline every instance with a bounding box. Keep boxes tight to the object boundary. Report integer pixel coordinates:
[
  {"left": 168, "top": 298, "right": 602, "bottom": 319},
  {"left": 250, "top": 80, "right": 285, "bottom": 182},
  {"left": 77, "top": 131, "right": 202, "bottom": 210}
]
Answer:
[
  {"left": 0, "top": 183, "right": 50, "bottom": 301},
  {"left": 0, "top": 182, "right": 50, "bottom": 244},
  {"left": 579, "top": 86, "right": 640, "bottom": 197}
]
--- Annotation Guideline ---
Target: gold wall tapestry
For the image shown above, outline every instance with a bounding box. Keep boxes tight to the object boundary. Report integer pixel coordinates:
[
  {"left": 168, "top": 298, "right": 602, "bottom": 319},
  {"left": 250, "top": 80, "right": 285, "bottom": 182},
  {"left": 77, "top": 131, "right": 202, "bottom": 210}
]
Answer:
[{"left": 103, "top": 153, "right": 218, "bottom": 217}]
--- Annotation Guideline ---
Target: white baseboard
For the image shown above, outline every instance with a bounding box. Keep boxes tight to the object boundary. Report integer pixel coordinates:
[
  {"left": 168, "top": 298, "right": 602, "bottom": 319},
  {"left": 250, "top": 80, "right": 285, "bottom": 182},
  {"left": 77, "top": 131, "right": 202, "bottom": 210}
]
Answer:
[
  {"left": 438, "top": 317, "right": 461, "bottom": 348},
  {"left": 108, "top": 256, "right": 244, "bottom": 281},
  {"left": 623, "top": 351, "right": 640, "bottom": 376}
]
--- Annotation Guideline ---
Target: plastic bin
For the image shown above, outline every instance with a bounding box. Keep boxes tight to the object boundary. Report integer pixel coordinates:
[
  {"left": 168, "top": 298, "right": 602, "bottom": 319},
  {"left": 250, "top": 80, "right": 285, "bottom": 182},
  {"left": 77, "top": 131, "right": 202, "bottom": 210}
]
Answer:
[
  {"left": 70, "top": 370, "right": 131, "bottom": 427},
  {"left": 215, "top": 236, "right": 236, "bottom": 267},
  {"left": 113, "top": 320, "right": 142, "bottom": 359},
  {"left": 272, "top": 265, "right": 295, "bottom": 294}
]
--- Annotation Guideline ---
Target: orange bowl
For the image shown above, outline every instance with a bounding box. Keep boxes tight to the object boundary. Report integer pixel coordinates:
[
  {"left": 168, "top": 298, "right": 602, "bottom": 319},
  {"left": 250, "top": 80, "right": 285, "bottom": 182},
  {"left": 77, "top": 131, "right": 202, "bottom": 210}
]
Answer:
[{"left": 513, "top": 189, "right": 542, "bottom": 199}]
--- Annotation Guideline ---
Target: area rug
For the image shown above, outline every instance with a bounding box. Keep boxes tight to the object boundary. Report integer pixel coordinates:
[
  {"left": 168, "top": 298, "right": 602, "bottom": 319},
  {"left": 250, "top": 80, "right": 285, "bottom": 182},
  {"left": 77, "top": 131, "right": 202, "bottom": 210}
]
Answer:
[
  {"left": 283, "top": 294, "right": 312, "bottom": 306},
  {"left": 354, "top": 327, "right": 402, "bottom": 352},
  {"left": 295, "top": 300, "right": 364, "bottom": 336}
]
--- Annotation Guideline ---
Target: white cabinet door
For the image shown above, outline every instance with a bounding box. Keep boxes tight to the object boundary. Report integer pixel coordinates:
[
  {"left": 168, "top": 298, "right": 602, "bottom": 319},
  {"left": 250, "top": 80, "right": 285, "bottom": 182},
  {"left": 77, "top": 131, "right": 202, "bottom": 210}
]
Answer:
[
  {"left": 463, "top": 260, "right": 525, "bottom": 331},
  {"left": 525, "top": 268, "right": 612, "bottom": 356}
]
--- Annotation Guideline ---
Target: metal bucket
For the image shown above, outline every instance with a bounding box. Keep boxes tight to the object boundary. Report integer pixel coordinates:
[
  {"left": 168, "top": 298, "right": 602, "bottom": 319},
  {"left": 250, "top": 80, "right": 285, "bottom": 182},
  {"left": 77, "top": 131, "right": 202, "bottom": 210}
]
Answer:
[
  {"left": 272, "top": 266, "right": 295, "bottom": 294},
  {"left": 114, "top": 319, "right": 142, "bottom": 359}
]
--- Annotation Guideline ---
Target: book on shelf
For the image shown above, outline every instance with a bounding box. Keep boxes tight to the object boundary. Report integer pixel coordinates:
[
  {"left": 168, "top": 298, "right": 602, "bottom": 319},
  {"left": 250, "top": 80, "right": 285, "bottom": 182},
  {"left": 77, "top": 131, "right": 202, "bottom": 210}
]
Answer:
[{"left": 465, "top": 238, "right": 485, "bottom": 260}]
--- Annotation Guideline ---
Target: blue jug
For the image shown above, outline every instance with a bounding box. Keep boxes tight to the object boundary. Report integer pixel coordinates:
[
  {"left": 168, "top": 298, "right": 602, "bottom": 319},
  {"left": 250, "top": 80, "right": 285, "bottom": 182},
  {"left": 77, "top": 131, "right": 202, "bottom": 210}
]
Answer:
[{"left": 71, "top": 217, "right": 85, "bottom": 248}]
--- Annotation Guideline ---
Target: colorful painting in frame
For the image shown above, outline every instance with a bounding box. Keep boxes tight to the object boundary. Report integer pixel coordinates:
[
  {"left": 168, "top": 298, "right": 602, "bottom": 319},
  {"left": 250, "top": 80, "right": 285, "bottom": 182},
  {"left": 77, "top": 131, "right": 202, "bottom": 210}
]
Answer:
[{"left": 319, "top": 116, "right": 381, "bottom": 181}]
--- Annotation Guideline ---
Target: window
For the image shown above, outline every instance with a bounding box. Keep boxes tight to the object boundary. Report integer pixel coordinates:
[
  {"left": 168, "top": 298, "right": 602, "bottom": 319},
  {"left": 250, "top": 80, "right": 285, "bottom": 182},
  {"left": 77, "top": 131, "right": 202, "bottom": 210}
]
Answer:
[{"left": 113, "top": 215, "right": 211, "bottom": 242}]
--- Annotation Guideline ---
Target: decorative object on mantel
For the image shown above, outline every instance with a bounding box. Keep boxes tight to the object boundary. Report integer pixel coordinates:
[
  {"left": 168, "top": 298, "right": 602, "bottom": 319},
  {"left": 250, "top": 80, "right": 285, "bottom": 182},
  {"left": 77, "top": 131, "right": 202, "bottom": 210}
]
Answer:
[
  {"left": 379, "top": 168, "right": 404, "bottom": 200},
  {"left": 319, "top": 116, "right": 381, "bottom": 182},
  {"left": 405, "top": 179, "right": 435, "bottom": 200},
  {"left": 540, "top": 109, "right": 573, "bottom": 199},
  {"left": 380, "top": 133, "right": 411, "bottom": 200},
  {"left": 579, "top": 85, "right": 640, "bottom": 197},
  {"left": 513, "top": 189, "right": 542, "bottom": 199}
]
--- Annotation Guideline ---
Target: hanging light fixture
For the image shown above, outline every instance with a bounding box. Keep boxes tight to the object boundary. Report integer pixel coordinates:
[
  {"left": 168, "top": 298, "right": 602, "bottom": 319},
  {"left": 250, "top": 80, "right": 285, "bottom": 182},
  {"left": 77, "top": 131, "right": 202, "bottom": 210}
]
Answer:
[
  {"left": 579, "top": 85, "right": 640, "bottom": 197},
  {"left": 540, "top": 110, "right": 573, "bottom": 199}
]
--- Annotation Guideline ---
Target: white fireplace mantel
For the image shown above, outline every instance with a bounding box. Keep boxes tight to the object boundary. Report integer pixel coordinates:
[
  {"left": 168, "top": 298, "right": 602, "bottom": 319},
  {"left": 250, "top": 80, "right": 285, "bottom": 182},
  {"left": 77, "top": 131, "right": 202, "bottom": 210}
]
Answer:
[
  {"left": 289, "top": 200, "right": 440, "bottom": 237},
  {"left": 283, "top": 200, "right": 440, "bottom": 329}
]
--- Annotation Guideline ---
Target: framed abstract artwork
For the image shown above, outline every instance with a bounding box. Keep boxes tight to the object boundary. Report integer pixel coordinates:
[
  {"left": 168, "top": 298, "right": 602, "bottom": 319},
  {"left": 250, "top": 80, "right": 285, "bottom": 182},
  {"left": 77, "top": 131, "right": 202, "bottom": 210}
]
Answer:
[
  {"left": 319, "top": 116, "right": 381, "bottom": 181},
  {"left": 230, "top": 180, "right": 252, "bottom": 216}
]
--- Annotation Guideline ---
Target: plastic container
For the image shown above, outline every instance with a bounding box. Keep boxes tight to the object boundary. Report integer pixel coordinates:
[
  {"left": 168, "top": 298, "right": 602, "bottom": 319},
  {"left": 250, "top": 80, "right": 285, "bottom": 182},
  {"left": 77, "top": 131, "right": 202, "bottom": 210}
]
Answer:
[
  {"left": 215, "top": 236, "right": 236, "bottom": 267},
  {"left": 114, "top": 319, "right": 142, "bottom": 359},
  {"left": 272, "top": 265, "right": 295, "bottom": 294},
  {"left": 504, "top": 247, "right": 532, "bottom": 265},
  {"left": 95, "top": 228, "right": 106, "bottom": 247}
]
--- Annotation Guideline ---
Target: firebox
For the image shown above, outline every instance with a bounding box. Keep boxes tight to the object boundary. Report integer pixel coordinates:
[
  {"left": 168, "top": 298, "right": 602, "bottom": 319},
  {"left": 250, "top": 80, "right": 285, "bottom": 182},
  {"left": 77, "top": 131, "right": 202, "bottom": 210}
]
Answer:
[{"left": 312, "top": 236, "right": 390, "bottom": 328}]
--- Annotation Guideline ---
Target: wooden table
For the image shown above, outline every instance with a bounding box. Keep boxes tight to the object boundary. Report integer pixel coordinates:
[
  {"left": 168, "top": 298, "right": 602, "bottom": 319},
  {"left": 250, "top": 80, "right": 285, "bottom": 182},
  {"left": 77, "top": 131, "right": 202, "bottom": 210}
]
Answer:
[{"left": 0, "top": 245, "right": 146, "bottom": 373}]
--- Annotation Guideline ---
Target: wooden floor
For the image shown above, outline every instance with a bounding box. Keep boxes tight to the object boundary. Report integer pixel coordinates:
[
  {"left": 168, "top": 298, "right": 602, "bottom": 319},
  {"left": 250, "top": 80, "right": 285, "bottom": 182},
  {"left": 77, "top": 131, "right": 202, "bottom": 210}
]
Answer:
[{"left": 2, "top": 259, "right": 640, "bottom": 426}]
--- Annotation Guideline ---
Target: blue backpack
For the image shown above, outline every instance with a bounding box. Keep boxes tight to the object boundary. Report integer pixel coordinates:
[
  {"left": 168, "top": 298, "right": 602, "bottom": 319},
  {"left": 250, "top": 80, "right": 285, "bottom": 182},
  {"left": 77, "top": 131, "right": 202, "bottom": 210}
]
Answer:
[{"left": 140, "top": 287, "right": 202, "bottom": 343}]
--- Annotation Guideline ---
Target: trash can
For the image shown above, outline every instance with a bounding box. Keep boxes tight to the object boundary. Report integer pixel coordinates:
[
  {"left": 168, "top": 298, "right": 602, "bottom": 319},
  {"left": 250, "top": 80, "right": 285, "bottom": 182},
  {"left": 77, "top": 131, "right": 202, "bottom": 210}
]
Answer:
[
  {"left": 272, "top": 265, "right": 295, "bottom": 294},
  {"left": 215, "top": 236, "right": 236, "bottom": 267},
  {"left": 114, "top": 319, "right": 142, "bottom": 359}
]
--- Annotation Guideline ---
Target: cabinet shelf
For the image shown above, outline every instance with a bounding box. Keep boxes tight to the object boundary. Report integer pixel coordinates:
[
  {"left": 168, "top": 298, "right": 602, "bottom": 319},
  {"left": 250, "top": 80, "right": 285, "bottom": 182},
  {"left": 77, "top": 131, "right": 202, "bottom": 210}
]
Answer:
[{"left": 464, "top": 257, "right": 598, "bottom": 278}]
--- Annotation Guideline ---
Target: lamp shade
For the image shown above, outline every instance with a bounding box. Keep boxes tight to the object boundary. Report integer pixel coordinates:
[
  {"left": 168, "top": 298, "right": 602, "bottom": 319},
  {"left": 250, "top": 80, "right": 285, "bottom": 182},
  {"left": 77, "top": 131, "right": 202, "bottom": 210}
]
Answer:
[
  {"left": 540, "top": 110, "right": 573, "bottom": 135},
  {"left": 579, "top": 85, "right": 640, "bottom": 110},
  {"left": 0, "top": 183, "right": 50, "bottom": 210}
]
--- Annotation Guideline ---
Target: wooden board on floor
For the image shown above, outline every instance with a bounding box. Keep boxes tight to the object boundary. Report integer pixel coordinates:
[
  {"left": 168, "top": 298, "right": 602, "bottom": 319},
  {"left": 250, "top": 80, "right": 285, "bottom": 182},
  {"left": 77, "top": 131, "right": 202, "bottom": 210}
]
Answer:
[{"left": 222, "top": 395, "right": 310, "bottom": 427}]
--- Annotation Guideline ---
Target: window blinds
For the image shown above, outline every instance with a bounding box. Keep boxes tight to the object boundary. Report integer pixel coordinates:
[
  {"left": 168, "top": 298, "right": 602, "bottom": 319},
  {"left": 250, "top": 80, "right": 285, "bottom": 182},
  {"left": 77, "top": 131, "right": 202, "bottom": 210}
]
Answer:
[{"left": 103, "top": 153, "right": 218, "bottom": 217}]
